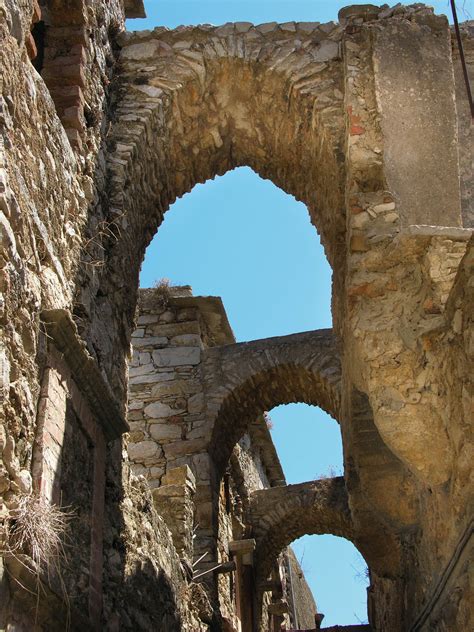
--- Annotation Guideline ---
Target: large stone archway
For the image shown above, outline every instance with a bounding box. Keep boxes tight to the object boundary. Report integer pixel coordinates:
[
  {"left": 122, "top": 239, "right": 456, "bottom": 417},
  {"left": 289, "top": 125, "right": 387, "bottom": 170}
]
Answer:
[
  {"left": 3, "top": 1, "right": 474, "bottom": 629},
  {"left": 81, "top": 22, "right": 347, "bottom": 397},
  {"left": 247, "top": 476, "right": 401, "bottom": 629},
  {"left": 93, "top": 14, "right": 469, "bottom": 631},
  {"left": 74, "top": 11, "right": 469, "bottom": 495}
]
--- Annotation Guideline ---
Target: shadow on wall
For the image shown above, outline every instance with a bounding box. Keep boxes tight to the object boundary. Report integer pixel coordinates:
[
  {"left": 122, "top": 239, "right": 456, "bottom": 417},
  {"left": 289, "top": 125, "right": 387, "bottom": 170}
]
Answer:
[
  {"left": 119, "top": 562, "right": 183, "bottom": 631},
  {"left": 101, "top": 443, "right": 186, "bottom": 632}
]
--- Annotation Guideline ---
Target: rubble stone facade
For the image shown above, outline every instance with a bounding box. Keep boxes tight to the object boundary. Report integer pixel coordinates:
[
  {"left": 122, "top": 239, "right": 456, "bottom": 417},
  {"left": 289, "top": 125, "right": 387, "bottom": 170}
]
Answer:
[{"left": 1, "top": 1, "right": 473, "bottom": 630}]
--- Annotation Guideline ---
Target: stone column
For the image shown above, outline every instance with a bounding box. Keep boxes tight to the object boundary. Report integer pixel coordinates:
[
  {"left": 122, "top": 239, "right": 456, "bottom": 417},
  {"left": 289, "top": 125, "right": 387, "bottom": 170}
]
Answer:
[
  {"left": 152, "top": 465, "right": 196, "bottom": 563},
  {"left": 229, "top": 539, "right": 256, "bottom": 632}
]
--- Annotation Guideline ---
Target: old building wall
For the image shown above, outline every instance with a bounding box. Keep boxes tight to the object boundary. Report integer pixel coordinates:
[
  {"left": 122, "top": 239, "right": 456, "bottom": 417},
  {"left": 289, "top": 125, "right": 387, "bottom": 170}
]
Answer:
[
  {"left": 127, "top": 287, "right": 322, "bottom": 629},
  {"left": 285, "top": 547, "right": 318, "bottom": 630},
  {"left": 0, "top": 3, "right": 211, "bottom": 630},
  {"left": 340, "top": 8, "right": 473, "bottom": 631}
]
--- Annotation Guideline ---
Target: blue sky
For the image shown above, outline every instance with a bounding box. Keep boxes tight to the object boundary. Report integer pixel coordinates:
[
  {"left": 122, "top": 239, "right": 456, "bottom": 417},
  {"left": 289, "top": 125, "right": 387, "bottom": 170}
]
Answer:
[
  {"left": 134, "top": 0, "right": 459, "bottom": 625},
  {"left": 132, "top": 0, "right": 456, "bottom": 29}
]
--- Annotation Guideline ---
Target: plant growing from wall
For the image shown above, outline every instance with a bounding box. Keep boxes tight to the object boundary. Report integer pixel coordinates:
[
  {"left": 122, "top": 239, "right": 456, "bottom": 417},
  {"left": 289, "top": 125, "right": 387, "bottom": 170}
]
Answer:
[{"left": 1, "top": 493, "right": 74, "bottom": 623}]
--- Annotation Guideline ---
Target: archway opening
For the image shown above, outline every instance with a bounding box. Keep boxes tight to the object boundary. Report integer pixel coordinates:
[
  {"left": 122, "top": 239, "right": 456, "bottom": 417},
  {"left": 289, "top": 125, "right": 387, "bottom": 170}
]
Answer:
[
  {"left": 96, "top": 24, "right": 347, "bottom": 396},
  {"left": 288, "top": 534, "right": 369, "bottom": 627},
  {"left": 139, "top": 166, "right": 332, "bottom": 341},
  {"left": 257, "top": 404, "right": 369, "bottom": 627},
  {"left": 268, "top": 403, "right": 343, "bottom": 483}
]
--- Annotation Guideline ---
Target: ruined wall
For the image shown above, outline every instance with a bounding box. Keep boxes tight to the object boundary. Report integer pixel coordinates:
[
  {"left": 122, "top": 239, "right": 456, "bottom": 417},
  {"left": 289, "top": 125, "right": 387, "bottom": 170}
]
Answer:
[
  {"left": 407, "top": 237, "right": 473, "bottom": 631},
  {"left": 1, "top": 1, "right": 127, "bottom": 627},
  {"left": 0, "top": 3, "right": 210, "bottom": 630},
  {"left": 339, "top": 7, "right": 473, "bottom": 631},
  {"left": 127, "top": 287, "right": 319, "bottom": 629}
]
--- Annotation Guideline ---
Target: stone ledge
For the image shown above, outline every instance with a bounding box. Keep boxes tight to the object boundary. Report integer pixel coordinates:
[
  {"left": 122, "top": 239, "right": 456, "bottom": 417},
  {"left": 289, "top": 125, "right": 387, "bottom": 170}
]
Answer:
[
  {"left": 41, "top": 309, "right": 129, "bottom": 441},
  {"left": 406, "top": 224, "right": 473, "bottom": 241}
]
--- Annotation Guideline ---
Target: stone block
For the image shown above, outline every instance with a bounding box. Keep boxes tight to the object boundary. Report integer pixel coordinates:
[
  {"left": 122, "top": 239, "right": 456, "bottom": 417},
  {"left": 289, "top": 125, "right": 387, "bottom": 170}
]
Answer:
[
  {"left": 192, "top": 453, "right": 211, "bottom": 480},
  {"left": 235, "top": 22, "right": 253, "bottom": 33},
  {"left": 133, "top": 85, "right": 163, "bottom": 98},
  {"left": 267, "top": 600, "right": 289, "bottom": 615},
  {"left": 130, "top": 370, "right": 176, "bottom": 386},
  {"left": 137, "top": 314, "right": 159, "bottom": 325},
  {"left": 163, "top": 438, "right": 207, "bottom": 458},
  {"left": 122, "top": 40, "right": 172, "bottom": 61},
  {"left": 153, "top": 484, "right": 186, "bottom": 498},
  {"left": 188, "top": 392, "right": 204, "bottom": 414},
  {"left": 312, "top": 40, "right": 340, "bottom": 62},
  {"left": 129, "top": 363, "right": 155, "bottom": 377},
  {"left": 338, "top": 4, "right": 380, "bottom": 24},
  {"left": 150, "top": 379, "right": 197, "bottom": 397},
  {"left": 127, "top": 440, "right": 157, "bottom": 461},
  {"left": 170, "top": 334, "right": 201, "bottom": 346},
  {"left": 256, "top": 22, "right": 278, "bottom": 33},
  {"left": 229, "top": 539, "right": 256, "bottom": 555},
  {"left": 149, "top": 423, "right": 182, "bottom": 441},
  {"left": 296, "top": 22, "right": 321, "bottom": 33},
  {"left": 124, "top": 0, "right": 146, "bottom": 19},
  {"left": 162, "top": 464, "right": 196, "bottom": 488},
  {"left": 144, "top": 401, "right": 184, "bottom": 418},
  {"left": 152, "top": 347, "right": 201, "bottom": 367},
  {"left": 132, "top": 336, "right": 167, "bottom": 348},
  {"left": 195, "top": 501, "right": 213, "bottom": 528}
]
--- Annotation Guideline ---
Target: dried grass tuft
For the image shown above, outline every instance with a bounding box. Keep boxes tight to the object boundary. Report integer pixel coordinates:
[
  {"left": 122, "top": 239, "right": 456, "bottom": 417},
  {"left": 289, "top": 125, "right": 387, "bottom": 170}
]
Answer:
[
  {"left": 152, "top": 278, "right": 173, "bottom": 309},
  {"left": 3, "top": 493, "right": 73, "bottom": 575}
]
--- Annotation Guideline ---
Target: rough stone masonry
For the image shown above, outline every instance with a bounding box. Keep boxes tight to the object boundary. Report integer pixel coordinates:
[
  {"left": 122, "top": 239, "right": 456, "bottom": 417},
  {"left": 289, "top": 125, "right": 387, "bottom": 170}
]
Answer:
[{"left": 0, "top": 1, "right": 473, "bottom": 630}]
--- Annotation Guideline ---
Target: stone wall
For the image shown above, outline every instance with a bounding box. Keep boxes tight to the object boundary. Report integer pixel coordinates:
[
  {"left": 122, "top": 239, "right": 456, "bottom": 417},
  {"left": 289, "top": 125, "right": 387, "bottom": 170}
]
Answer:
[{"left": 127, "top": 286, "right": 320, "bottom": 629}]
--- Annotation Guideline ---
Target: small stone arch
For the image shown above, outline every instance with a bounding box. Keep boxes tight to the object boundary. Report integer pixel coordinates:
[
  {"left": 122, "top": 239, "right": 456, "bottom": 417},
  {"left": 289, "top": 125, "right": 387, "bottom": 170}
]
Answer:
[
  {"left": 249, "top": 477, "right": 353, "bottom": 585},
  {"left": 202, "top": 329, "right": 341, "bottom": 476},
  {"left": 247, "top": 476, "right": 400, "bottom": 630}
]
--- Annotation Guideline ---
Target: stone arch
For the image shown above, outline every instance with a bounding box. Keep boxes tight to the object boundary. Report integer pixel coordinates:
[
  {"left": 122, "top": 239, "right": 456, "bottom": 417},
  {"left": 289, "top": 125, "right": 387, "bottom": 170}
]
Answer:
[
  {"left": 249, "top": 477, "right": 353, "bottom": 584},
  {"left": 248, "top": 476, "right": 401, "bottom": 630},
  {"left": 81, "top": 22, "right": 346, "bottom": 394},
  {"left": 202, "top": 329, "right": 341, "bottom": 476}
]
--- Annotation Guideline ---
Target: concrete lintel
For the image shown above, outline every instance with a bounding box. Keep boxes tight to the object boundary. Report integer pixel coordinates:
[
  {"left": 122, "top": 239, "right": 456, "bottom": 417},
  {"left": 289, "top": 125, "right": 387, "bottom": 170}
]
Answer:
[{"left": 41, "top": 309, "right": 129, "bottom": 440}]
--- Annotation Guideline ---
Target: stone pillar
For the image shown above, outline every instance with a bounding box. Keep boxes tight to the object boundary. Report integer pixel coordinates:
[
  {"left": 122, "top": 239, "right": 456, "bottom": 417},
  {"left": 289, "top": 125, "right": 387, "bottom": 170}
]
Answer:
[
  {"left": 229, "top": 539, "right": 256, "bottom": 632},
  {"left": 152, "top": 465, "right": 196, "bottom": 562},
  {"left": 127, "top": 289, "right": 222, "bottom": 570},
  {"left": 342, "top": 7, "right": 470, "bottom": 487}
]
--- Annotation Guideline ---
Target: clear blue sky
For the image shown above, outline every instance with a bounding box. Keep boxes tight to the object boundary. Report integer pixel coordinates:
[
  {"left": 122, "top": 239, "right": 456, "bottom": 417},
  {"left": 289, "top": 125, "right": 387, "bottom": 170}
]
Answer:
[
  {"left": 132, "top": 0, "right": 456, "bottom": 29},
  {"left": 134, "top": 0, "right": 459, "bottom": 626}
]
